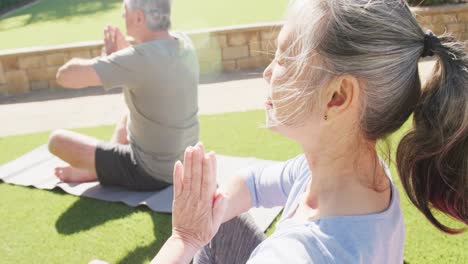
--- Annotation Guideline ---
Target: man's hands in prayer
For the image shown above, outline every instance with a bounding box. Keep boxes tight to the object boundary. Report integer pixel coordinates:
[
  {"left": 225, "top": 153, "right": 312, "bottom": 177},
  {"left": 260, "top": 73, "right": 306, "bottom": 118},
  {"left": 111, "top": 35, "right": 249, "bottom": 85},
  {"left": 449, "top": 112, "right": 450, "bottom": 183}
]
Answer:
[{"left": 103, "top": 25, "right": 130, "bottom": 56}]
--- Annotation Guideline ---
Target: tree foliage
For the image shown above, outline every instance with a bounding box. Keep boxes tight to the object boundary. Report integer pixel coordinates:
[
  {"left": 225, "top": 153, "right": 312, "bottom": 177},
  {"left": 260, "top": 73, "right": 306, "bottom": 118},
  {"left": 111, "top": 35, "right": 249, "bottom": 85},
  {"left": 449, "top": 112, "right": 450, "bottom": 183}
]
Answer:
[{"left": 1, "top": 0, "right": 35, "bottom": 13}]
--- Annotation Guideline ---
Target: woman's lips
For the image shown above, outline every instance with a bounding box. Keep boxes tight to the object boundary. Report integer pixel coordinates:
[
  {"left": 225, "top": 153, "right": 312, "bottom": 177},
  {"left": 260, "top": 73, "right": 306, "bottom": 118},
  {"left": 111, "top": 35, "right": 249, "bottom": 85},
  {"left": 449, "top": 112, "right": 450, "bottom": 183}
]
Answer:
[{"left": 265, "top": 98, "right": 273, "bottom": 109}]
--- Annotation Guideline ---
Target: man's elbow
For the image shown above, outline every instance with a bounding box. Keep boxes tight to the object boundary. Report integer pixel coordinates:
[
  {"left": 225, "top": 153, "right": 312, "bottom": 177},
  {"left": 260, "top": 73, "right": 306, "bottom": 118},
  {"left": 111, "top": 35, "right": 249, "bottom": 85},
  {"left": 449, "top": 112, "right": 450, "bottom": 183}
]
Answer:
[
  {"left": 56, "top": 66, "right": 68, "bottom": 88},
  {"left": 56, "top": 58, "right": 99, "bottom": 89},
  {"left": 56, "top": 63, "right": 78, "bottom": 88}
]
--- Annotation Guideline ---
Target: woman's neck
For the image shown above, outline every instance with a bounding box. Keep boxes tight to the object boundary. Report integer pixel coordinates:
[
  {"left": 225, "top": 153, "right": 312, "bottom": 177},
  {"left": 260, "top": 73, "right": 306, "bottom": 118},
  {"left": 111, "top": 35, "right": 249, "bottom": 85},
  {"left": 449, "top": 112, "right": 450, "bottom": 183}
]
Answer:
[{"left": 295, "top": 143, "right": 390, "bottom": 220}]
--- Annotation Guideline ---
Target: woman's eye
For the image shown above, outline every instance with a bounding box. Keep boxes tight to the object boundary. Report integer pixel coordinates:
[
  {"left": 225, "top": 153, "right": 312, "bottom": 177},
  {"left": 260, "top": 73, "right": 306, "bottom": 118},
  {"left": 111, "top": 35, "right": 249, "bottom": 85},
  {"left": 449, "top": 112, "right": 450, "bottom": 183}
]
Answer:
[{"left": 276, "top": 58, "right": 285, "bottom": 66}]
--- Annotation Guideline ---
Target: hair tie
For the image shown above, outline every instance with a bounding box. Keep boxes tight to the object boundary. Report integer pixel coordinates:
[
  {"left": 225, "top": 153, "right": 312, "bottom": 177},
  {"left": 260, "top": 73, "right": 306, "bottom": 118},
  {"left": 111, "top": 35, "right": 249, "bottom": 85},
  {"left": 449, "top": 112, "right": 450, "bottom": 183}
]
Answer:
[{"left": 422, "top": 30, "right": 439, "bottom": 58}]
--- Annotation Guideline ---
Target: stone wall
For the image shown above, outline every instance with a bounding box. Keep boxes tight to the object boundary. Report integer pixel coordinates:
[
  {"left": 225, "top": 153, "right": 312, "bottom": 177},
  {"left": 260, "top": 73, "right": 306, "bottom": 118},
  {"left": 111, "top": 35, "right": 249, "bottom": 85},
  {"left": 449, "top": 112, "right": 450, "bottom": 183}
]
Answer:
[
  {"left": 1, "top": 3, "right": 467, "bottom": 96},
  {"left": 0, "top": 22, "right": 281, "bottom": 96},
  {"left": 0, "top": 42, "right": 103, "bottom": 95},
  {"left": 189, "top": 22, "right": 280, "bottom": 74},
  {"left": 414, "top": 3, "right": 468, "bottom": 40}
]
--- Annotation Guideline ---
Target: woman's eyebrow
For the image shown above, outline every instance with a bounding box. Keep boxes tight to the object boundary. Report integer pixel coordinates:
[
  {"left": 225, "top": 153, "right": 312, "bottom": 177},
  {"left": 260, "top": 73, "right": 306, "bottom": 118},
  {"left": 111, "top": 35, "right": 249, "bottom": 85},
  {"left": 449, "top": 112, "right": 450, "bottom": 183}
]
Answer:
[{"left": 277, "top": 38, "right": 286, "bottom": 52}]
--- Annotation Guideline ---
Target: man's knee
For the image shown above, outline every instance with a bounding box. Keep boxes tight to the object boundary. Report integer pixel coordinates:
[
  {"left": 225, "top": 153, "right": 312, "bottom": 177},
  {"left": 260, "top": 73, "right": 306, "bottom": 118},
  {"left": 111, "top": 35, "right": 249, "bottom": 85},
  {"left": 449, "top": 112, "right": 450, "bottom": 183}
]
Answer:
[{"left": 48, "top": 129, "right": 68, "bottom": 155}]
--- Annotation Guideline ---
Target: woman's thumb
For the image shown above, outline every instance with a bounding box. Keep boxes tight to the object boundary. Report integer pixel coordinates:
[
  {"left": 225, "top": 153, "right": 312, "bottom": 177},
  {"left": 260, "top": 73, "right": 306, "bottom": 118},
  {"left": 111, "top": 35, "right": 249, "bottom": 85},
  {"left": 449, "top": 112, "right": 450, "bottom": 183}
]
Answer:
[{"left": 212, "top": 193, "right": 228, "bottom": 226}]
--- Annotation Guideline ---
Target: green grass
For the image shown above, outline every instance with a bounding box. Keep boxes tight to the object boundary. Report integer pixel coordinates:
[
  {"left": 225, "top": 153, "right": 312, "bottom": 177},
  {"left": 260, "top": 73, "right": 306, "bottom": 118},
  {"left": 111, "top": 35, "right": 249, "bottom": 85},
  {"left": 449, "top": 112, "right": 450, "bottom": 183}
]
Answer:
[
  {"left": 0, "top": 0, "right": 289, "bottom": 50},
  {"left": 0, "top": 110, "right": 467, "bottom": 263}
]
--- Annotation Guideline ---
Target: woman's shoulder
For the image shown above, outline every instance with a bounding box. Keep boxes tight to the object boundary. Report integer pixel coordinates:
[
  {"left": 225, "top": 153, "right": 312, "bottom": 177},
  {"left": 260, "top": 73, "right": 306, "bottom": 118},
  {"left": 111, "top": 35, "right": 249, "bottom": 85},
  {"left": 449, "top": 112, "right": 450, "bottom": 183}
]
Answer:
[
  {"left": 249, "top": 216, "right": 404, "bottom": 263},
  {"left": 247, "top": 224, "right": 331, "bottom": 263},
  {"left": 285, "top": 154, "right": 310, "bottom": 177}
]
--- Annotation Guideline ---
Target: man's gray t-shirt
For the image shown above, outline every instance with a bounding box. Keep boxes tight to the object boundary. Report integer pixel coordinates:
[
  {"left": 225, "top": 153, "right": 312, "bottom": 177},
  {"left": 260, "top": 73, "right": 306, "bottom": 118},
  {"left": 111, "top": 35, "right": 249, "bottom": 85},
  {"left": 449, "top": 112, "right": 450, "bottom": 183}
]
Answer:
[{"left": 93, "top": 32, "right": 199, "bottom": 183}]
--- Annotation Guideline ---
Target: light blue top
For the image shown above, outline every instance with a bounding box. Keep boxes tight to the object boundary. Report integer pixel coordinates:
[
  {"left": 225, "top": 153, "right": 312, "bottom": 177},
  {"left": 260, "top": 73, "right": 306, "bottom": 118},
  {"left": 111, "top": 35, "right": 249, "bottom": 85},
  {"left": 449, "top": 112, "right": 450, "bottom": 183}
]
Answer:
[{"left": 242, "top": 154, "right": 405, "bottom": 263}]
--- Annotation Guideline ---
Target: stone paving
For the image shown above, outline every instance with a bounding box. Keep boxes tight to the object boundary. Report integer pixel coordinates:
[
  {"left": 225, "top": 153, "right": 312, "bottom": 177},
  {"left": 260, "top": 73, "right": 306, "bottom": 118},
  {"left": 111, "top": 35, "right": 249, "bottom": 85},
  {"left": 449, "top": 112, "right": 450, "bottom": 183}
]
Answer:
[{"left": 0, "top": 72, "right": 268, "bottom": 137}]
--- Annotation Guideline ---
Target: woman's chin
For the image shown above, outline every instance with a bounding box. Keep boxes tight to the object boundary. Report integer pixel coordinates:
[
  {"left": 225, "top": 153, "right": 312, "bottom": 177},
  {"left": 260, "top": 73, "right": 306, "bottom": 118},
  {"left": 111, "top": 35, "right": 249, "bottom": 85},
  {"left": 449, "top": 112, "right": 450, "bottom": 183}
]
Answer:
[
  {"left": 264, "top": 111, "right": 297, "bottom": 140},
  {"left": 265, "top": 109, "right": 275, "bottom": 126},
  {"left": 265, "top": 112, "right": 281, "bottom": 133}
]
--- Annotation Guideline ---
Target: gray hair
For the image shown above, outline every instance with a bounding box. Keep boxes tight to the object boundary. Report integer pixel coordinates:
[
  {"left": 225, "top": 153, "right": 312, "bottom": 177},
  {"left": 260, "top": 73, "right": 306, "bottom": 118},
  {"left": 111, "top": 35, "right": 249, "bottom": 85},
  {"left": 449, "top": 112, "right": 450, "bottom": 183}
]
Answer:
[
  {"left": 125, "top": 0, "right": 172, "bottom": 31},
  {"left": 278, "top": 0, "right": 467, "bottom": 234}
]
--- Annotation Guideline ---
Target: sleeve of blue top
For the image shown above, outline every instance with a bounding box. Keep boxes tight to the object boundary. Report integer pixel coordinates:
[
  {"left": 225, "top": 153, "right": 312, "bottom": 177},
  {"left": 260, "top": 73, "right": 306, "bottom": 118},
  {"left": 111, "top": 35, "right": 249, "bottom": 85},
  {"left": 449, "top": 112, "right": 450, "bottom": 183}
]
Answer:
[{"left": 241, "top": 155, "right": 305, "bottom": 208}]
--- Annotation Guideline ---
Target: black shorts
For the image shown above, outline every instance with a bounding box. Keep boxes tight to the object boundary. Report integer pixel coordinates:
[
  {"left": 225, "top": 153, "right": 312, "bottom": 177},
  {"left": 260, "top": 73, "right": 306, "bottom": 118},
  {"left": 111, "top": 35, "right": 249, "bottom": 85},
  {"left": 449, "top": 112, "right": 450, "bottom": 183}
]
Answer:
[{"left": 95, "top": 142, "right": 171, "bottom": 191}]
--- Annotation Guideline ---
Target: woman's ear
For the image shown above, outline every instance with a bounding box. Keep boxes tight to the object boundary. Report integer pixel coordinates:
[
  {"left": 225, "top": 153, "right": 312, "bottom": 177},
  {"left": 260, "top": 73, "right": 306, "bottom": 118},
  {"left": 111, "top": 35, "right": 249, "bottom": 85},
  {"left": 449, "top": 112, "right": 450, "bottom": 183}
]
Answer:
[
  {"left": 326, "top": 75, "right": 360, "bottom": 115},
  {"left": 328, "top": 90, "right": 346, "bottom": 108}
]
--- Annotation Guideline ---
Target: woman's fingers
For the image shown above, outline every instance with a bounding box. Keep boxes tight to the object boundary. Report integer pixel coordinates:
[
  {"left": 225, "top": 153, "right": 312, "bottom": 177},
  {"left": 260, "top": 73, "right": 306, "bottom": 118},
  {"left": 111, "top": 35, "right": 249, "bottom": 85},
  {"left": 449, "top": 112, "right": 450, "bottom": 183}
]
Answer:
[
  {"left": 212, "top": 192, "right": 228, "bottom": 227},
  {"left": 180, "top": 142, "right": 215, "bottom": 201},
  {"left": 172, "top": 144, "right": 224, "bottom": 247},
  {"left": 182, "top": 147, "right": 193, "bottom": 195},
  {"left": 198, "top": 142, "right": 205, "bottom": 155},
  {"left": 173, "top": 161, "right": 183, "bottom": 198},
  {"left": 207, "top": 152, "right": 217, "bottom": 195},
  {"left": 209, "top": 152, "right": 217, "bottom": 182},
  {"left": 201, "top": 155, "right": 213, "bottom": 202},
  {"left": 191, "top": 146, "right": 203, "bottom": 200}
]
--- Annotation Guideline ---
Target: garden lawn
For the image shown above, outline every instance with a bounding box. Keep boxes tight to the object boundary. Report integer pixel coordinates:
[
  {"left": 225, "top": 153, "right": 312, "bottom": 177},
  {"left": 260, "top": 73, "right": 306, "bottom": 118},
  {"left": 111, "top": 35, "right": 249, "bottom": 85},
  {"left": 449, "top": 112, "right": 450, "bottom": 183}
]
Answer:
[
  {"left": 0, "top": 110, "right": 466, "bottom": 263},
  {"left": 0, "top": 0, "right": 289, "bottom": 50}
]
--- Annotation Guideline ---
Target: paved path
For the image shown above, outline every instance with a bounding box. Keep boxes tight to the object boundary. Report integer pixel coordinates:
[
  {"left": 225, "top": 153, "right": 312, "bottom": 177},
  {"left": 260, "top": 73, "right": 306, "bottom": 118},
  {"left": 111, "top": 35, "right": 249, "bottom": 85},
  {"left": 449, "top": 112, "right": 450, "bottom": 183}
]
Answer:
[
  {"left": 0, "top": 75, "right": 268, "bottom": 137},
  {"left": 0, "top": 60, "right": 435, "bottom": 137}
]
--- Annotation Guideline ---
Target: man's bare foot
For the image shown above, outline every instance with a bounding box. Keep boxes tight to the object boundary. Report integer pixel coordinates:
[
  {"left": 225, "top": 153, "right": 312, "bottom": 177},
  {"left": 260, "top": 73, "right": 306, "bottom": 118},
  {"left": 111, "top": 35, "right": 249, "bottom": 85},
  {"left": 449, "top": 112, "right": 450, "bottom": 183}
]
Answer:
[{"left": 54, "top": 166, "right": 97, "bottom": 183}]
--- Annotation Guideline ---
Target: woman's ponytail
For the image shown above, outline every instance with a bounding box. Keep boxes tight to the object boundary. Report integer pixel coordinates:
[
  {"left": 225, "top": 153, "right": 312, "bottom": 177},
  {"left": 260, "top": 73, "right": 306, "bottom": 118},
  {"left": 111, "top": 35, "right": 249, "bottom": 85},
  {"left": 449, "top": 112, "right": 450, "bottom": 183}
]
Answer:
[{"left": 397, "top": 34, "right": 467, "bottom": 234}]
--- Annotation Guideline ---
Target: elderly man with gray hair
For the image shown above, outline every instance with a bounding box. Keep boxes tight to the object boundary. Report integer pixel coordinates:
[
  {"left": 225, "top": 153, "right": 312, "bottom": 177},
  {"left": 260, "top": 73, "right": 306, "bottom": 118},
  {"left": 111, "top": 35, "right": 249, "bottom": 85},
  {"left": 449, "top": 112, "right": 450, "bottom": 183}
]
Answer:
[{"left": 48, "top": 0, "right": 199, "bottom": 191}]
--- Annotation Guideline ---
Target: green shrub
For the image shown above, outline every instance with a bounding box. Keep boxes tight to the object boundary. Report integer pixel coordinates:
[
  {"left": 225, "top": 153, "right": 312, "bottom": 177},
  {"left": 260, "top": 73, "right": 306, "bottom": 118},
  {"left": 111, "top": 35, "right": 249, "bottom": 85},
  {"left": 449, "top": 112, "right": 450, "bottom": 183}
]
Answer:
[
  {"left": 0, "top": 0, "right": 33, "bottom": 13},
  {"left": 407, "top": 0, "right": 465, "bottom": 6}
]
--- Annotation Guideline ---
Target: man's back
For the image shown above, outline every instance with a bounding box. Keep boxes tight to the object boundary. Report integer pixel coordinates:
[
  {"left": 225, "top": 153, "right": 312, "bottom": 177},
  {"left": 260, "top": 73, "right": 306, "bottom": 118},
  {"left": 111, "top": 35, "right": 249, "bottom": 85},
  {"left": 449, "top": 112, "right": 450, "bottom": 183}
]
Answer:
[{"left": 94, "top": 32, "right": 199, "bottom": 182}]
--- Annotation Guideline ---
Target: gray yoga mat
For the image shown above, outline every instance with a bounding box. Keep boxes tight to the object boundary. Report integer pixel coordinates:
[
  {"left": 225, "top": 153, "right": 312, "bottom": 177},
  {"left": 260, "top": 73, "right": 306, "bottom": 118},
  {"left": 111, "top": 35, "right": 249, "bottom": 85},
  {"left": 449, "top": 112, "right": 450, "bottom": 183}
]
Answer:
[{"left": 0, "top": 145, "right": 282, "bottom": 231}]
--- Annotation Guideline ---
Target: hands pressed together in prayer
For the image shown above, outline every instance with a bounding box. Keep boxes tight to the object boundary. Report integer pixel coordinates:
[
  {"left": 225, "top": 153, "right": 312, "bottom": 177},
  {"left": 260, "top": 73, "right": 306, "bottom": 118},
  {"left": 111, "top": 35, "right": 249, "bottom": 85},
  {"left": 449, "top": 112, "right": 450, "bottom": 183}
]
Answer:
[
  {"left": 92, "top": 143, "right": 228, "bottom": 264},
  {"left": 150, "top": 142, "right": 228, "bottom": 263},
  {"left": 172, "top": 142, "right": 228, "bottom": 248},
  {"left": 90, "top": 143, "right": 227, "bottom": 264},
  {"left": 103, "top": 25, "right": 130, "bottom": 56}
]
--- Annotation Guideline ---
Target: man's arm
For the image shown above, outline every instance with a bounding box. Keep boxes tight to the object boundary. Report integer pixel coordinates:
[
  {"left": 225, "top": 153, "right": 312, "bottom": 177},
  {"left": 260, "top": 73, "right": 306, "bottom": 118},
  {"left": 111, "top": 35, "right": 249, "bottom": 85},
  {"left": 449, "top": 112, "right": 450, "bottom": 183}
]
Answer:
[
  {"left": 110, "top": 113, "right": 129, "bottom": 144},
  {"left": 56, "top": 58, "right": 102, "bottom": 89},
  {"left": 56, "top": 25, "right": 131, "bottom": 89}
]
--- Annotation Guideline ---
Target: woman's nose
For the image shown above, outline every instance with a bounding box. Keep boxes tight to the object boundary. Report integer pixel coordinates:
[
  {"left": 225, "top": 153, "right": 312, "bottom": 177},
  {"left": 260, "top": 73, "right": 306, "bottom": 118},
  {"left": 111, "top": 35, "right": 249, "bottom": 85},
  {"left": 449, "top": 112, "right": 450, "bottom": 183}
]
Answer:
[{"left": 263, "top": 62, "right": 273, "bottom": 84}]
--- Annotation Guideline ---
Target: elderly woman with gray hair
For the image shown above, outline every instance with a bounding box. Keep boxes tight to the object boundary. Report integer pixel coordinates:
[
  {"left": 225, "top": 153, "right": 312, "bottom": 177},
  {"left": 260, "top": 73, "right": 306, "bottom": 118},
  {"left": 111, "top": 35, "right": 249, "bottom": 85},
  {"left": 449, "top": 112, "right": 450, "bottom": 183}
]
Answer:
[
  {"left": 147, "top": 0, "right": 468, "bottom": 263},
  {"left": 149, "top": 0, "right": 468, "bottom": 263}
]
